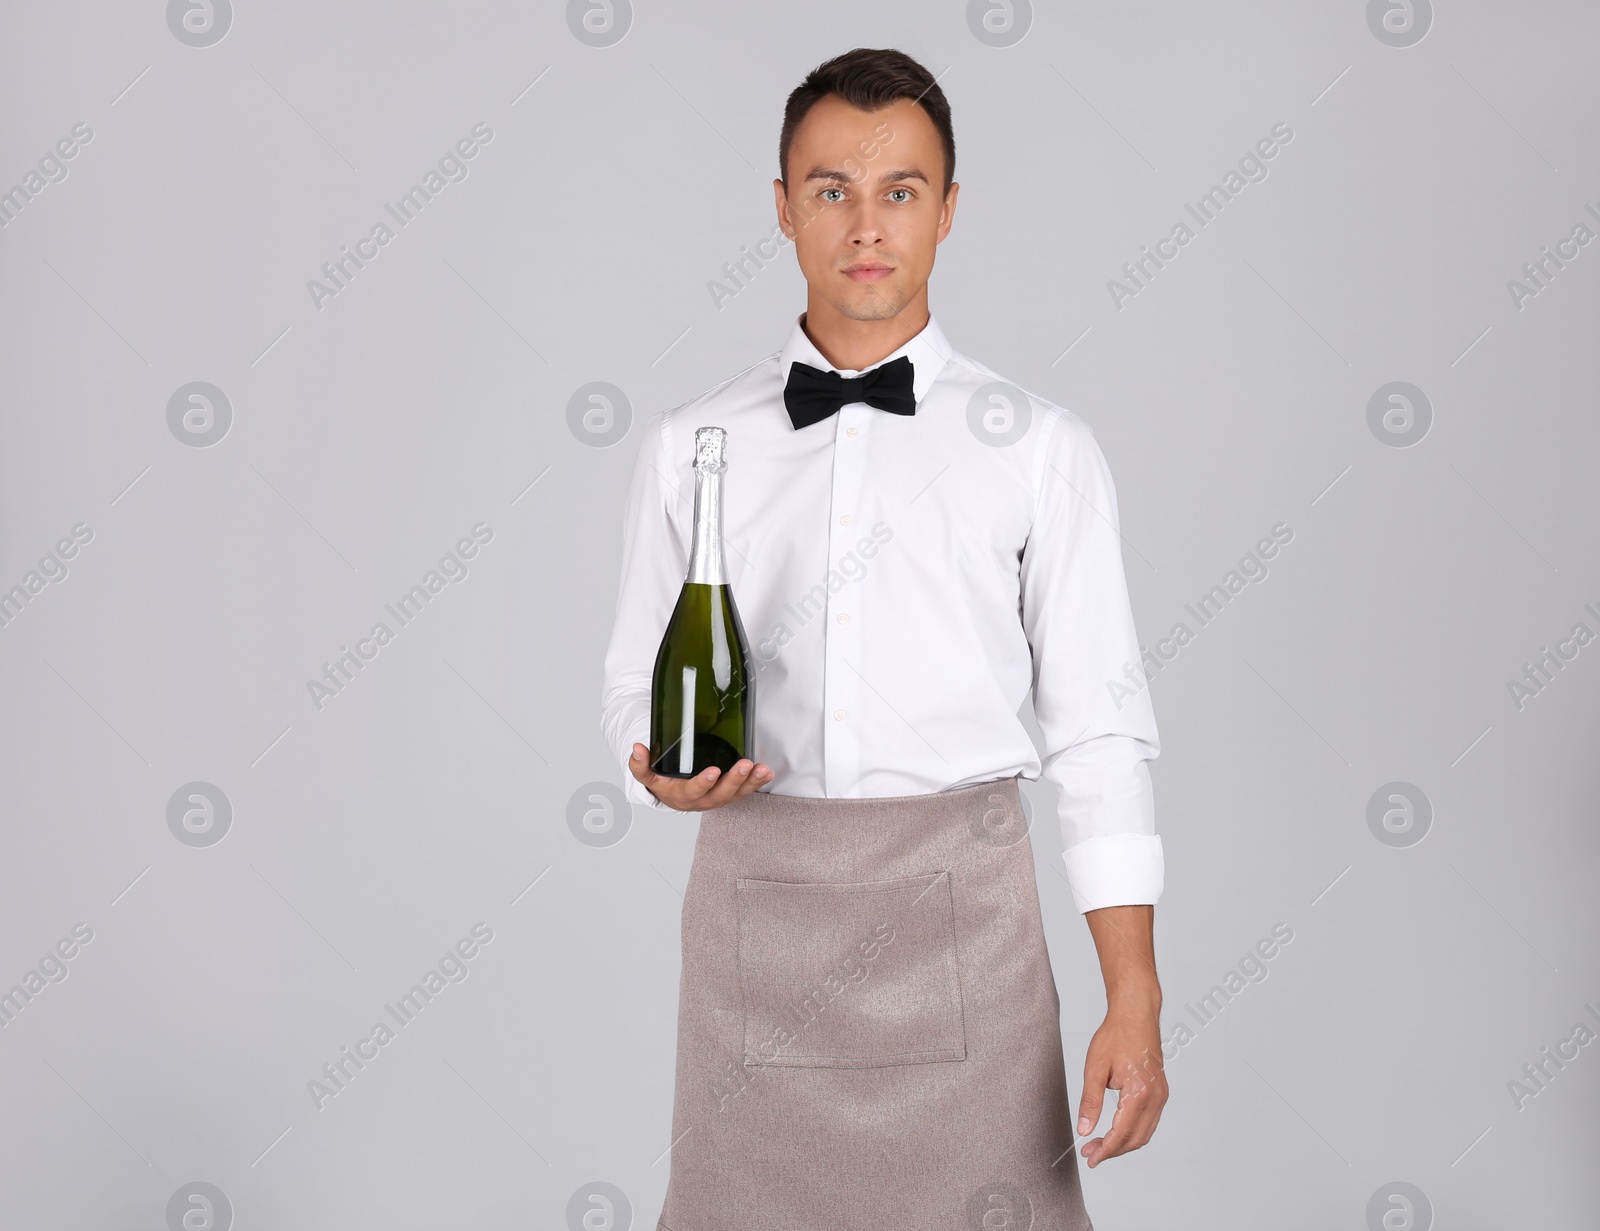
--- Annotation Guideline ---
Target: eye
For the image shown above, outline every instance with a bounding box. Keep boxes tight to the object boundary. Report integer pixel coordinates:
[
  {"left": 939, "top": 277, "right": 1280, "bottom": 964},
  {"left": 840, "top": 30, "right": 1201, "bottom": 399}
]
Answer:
[
  {"left": 888, "top": 188, "right": 911, "bottom": 203},
  {"left": 820, "top": 187, "right": 845, "bottom": 203}
]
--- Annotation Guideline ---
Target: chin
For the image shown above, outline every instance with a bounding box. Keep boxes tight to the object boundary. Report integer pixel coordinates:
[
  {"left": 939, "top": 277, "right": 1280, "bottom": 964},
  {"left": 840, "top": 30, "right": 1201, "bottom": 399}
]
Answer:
[{"left": 837, "top": 292, "right": 906, "bottom": 322}]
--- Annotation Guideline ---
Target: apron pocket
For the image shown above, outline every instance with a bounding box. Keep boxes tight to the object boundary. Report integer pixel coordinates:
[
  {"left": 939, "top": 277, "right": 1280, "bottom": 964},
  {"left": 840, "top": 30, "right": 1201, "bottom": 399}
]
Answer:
[{"left": 735, "top": 871, "right": 967, "bottom": 1069}]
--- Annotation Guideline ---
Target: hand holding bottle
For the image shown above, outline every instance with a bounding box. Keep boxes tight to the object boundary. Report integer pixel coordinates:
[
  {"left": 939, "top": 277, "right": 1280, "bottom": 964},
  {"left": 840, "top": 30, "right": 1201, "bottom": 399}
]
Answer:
[{"left": 630, "top": 743, "right": 772, "bottom": 811}]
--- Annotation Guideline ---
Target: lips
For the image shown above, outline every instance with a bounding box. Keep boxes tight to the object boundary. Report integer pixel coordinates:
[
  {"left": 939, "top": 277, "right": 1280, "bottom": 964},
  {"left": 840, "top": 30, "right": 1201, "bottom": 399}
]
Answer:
[{"left": 844, "top": 264, "right": 893, "bottom": 282}]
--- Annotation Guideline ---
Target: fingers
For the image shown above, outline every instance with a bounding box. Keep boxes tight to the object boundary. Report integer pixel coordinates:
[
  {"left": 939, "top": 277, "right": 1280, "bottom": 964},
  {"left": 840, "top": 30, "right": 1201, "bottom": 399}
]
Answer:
[
  {"left": 695, "top": 759, "right": 771, "bottom": 806},
  {"left": 1081, "top": 1078, "right": 1166, "bottom": 1167},
  {"left": 629, "top": 746, "right": 771, "bottom": 810},
  {"left": 1077, "top": 1059, "right": 1107, "bottom": 1140},
  {"left": 1097, "top": 1097, "right": 1155, "bottom": 1163},
  {"left": 731, "top": 760, "right": 772, "bottom": 796},
  {"left": 1084, "top": 1091, "right": 1133, "bottom": 1167},
  {"left": 632, "top": 747, "right": 724, "bottom": 808}
]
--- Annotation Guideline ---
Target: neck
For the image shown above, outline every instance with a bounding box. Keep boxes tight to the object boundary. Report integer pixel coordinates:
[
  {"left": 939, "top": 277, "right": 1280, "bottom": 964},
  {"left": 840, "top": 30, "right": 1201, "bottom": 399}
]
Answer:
[{"left": 799, "top": 291, "right": 930, "bottom": 372}]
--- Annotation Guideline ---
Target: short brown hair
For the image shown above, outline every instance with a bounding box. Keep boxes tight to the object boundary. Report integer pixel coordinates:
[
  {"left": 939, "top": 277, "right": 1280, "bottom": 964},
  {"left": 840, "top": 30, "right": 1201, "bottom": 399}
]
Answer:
[{"left": 778, "top": 48, "right": 955, "bottom": 199}]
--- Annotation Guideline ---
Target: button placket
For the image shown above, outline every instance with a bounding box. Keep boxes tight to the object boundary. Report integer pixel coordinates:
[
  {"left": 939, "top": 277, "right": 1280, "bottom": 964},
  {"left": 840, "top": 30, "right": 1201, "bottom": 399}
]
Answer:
[{"left": 824, "top": 405, "right": 866, "bottom": 796}]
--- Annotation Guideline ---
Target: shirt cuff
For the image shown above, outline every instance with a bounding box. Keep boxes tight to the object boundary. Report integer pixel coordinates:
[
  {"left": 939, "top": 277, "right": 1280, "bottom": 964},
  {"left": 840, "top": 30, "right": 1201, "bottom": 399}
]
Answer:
[{"left": 1061, "top": 833, "right": 1165, "bottom": 913}]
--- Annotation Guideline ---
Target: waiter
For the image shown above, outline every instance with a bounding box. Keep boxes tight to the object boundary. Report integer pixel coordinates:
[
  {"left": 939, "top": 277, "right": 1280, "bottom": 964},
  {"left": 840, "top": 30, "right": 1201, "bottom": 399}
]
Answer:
[{"left": 601, "top": 46, "right": 1167, "bottom": 1231}]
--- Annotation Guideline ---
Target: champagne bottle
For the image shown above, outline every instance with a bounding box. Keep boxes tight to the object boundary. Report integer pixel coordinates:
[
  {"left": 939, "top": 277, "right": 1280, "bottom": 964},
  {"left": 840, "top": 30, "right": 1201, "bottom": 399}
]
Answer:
[{"left": 648, "top": 426, "right": 755, "bottom": 777}]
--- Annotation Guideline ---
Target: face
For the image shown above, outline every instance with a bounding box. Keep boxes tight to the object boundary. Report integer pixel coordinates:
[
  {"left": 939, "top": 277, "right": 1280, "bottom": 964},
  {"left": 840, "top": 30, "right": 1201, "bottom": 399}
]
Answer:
[{"left": 775, "top": 95, "right": 957, "bottom": 322}]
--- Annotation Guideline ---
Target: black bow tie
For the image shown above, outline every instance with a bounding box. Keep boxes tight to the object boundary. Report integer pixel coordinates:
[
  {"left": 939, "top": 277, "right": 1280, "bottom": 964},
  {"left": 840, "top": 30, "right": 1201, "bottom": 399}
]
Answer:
[{"left": 783, "top": 355, "right": 916, "bottom": 430}]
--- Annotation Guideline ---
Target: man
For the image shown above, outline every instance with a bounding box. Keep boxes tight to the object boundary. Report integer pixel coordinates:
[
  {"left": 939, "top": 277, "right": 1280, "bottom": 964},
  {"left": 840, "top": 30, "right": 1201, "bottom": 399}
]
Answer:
[{"left": 601, "top": 47, "right": 1166, "bottom": 1231}]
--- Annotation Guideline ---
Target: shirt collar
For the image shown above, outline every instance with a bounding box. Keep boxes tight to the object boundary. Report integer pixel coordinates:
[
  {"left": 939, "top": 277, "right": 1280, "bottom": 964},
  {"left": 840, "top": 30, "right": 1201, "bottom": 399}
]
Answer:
[{"left": 777, "top": 310, "right": 953, "bottom": 410}]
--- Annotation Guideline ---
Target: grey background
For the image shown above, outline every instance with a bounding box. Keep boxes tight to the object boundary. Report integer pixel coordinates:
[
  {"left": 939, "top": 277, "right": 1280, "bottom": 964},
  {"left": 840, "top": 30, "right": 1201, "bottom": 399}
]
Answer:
[{"left": 2, "top": 1, "right": 1596, "bottom": 1228}]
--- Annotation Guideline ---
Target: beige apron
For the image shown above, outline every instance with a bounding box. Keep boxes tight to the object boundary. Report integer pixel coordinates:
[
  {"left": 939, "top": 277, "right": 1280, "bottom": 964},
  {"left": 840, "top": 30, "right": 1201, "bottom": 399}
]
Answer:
[{"left": 657, "top": 774, "right": 1095, "bottom": 1231}]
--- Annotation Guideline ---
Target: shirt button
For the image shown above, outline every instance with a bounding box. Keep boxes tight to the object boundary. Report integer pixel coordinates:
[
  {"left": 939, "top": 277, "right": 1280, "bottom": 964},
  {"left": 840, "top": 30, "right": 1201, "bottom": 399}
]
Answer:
[
  {"left": 839, "top": 514, "right": 853, "bottom": 526},
  {"left": 845, "top": 426, "right": 859, "bottom": 437},
  {"left": 836, "top": 612, "right": 849, "bottom": 623},
  {"left": 833, "top": 709, "right": 847, "bottom": 720}
]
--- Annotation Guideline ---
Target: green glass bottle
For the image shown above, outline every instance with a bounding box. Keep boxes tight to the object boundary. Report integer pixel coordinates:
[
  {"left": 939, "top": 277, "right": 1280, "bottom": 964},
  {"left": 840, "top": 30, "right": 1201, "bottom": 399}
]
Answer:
[{"left": 648, "top": 426, "right": 755, "bottom": 777}]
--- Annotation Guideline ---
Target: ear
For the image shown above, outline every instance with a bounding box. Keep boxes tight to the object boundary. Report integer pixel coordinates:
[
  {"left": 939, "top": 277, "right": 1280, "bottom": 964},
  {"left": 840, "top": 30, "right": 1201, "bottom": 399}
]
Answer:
[
  {"left": 774, "top": 177, "right": 796, "bottom": 240},
  {"left": 937, "top": 181, "right": 959, "bottom": 243}
]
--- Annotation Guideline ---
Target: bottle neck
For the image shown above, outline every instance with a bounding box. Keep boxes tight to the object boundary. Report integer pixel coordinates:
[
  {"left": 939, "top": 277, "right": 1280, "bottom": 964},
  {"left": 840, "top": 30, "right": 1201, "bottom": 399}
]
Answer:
[{"left": 685, "top": 464, "right": 727, "bottom": 584}]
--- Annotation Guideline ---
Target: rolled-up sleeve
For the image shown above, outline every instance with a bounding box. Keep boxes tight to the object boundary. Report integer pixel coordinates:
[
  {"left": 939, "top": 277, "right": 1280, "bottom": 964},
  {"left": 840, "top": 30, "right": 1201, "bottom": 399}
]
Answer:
[
  {"left": 1020, "top": 409, "right": 1163, "bottom": 913},
  {"left": 600, "top": 409, "right": 684, "bottom": 813}
]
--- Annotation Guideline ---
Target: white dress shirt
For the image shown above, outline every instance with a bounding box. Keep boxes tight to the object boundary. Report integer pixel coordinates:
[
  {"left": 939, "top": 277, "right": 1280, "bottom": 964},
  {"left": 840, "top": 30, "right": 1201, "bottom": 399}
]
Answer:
[{"left": 599, "top": 311, "right": 1163, "bottom": 913}]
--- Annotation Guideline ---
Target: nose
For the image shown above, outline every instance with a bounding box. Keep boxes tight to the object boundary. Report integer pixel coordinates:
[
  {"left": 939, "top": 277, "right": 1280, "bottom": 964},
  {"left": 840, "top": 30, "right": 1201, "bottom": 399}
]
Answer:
[{"left": 845, "top": 194, "right": 887, "bottom": 247}]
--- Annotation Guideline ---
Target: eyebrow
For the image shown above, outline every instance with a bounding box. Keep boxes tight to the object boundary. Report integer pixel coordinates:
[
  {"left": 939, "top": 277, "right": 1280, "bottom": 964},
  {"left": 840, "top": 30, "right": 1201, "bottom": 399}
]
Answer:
[{"left": 802, "top": 166, "right": 928, "bottom": 187}]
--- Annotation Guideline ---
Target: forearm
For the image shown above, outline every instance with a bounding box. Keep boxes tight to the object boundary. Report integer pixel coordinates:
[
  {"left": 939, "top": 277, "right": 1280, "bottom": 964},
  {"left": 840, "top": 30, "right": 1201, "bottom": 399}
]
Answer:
[{"left": 1083, "top": 904, "right": 1161, "bottom": 1015}]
